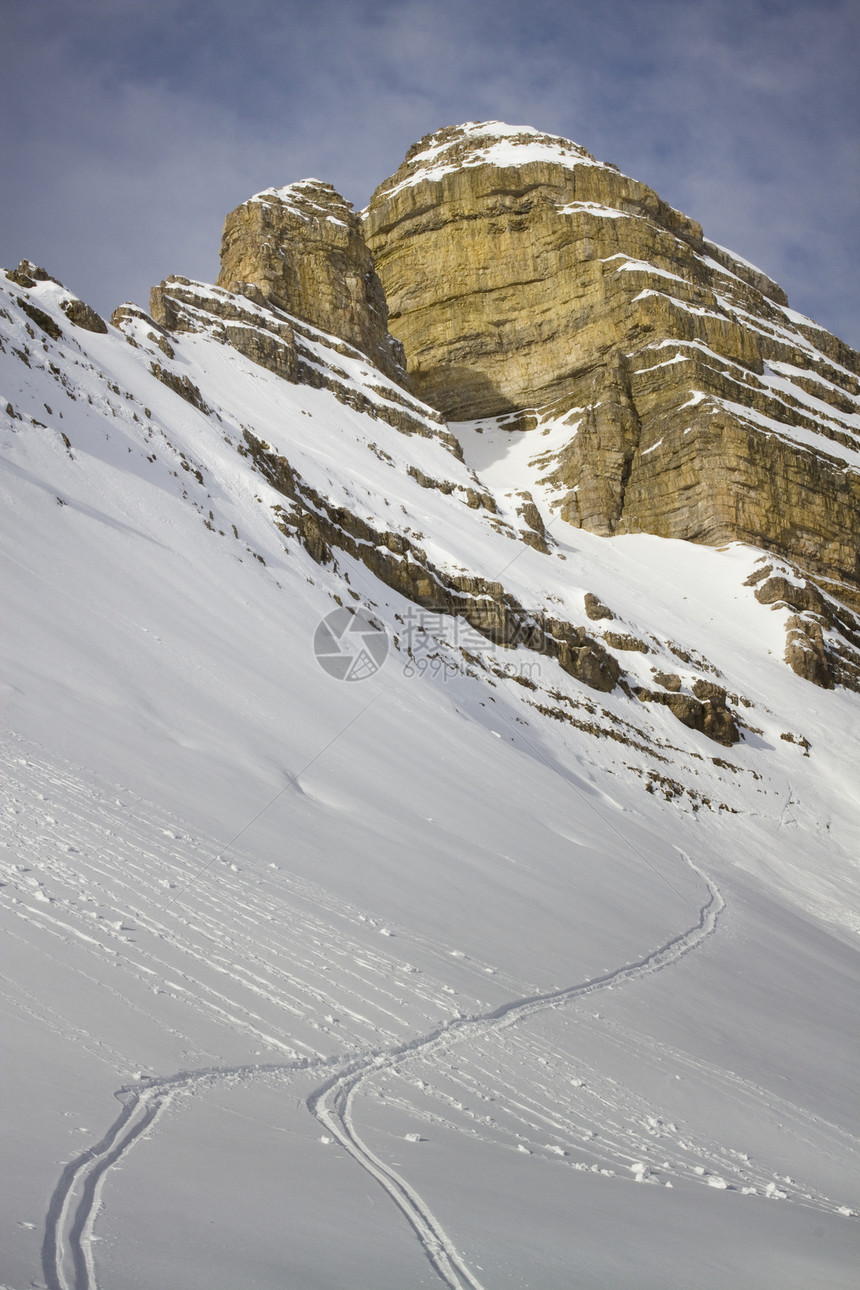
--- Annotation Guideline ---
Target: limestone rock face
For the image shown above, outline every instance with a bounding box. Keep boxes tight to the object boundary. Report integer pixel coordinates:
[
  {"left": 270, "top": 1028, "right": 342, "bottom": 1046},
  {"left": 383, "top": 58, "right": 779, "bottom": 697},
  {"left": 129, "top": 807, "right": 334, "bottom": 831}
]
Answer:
[
  {"left": 135, "top": 123, "right": 859, "bottom": 697},
  {"left": 217, "top": 179, "right": 406, "bottom": 383},
  {"left": 364, "top": 122, "right": 860, "bottom": 594}
]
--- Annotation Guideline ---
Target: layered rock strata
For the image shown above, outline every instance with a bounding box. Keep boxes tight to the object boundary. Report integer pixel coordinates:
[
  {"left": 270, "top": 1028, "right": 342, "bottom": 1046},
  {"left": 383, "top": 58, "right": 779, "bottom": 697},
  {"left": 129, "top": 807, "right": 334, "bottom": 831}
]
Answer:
[
  {"left": 135, "top": 131, "right": 860, "bottom": 696},
  {"left": 364, "top": 122, "right": 860, "bottom": 594},
  {"left": 146, "top": 276, "right": 451, "bottom": 444},
  {"left": 217, "top": 179, "right": 406, "bottom": 382}
]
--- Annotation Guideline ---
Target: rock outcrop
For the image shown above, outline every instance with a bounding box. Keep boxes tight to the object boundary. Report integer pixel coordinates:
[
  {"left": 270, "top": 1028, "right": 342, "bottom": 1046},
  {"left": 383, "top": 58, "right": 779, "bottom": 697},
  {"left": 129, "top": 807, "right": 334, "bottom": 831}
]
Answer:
[
  {"left": 216, "top": 179, "right": 406, "bottom": 383},
  {"left": 241, "top": 429, "right": 622, "bottom": 697},
  {"left": 146, "top": 276, "right": 453, "bottom": 445},
  {"left": 135, "top": 124, "right": 859, "bottom": 698},
  {"left": 364, "top": 122, "right": 860, "bottom": 594},
  {"left": 7, "top": 259, "right": 107, "bottom": 336},
  {"left": 745, "top": 560, "right": 860, "bottom": 690}
]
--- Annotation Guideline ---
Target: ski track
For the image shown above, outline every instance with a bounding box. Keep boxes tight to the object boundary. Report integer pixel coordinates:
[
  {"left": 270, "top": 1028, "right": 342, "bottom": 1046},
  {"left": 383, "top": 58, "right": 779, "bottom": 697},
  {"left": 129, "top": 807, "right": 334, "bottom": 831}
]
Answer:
[
  {"left": 38, "top": 840, "right": 723, "bottom": 1290},
  {"left": 305, "top": 849, "right": 723, "bottom": 1290},
  {"left": 3, "top": 742, "right": 855, "bottom": 1290}
]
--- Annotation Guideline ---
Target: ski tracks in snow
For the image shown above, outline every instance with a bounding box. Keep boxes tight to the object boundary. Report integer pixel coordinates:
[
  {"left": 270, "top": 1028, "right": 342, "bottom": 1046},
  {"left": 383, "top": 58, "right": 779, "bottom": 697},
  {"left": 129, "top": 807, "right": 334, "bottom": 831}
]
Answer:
[
  {"left": 40, "top": 851, "right": 722, "bottom": 1290},
  {"left": 306, "top": 850, "right": 723, "bottom": 1290},
  {"left": 40, "top": 1061, "right": 326, "bottom": 1290},
  {"left": 42, "top": 1085, "right": 166, "bottom": 1290},
  {"left": 6, "top": 747, "right": 853, "bottom": 1290}
]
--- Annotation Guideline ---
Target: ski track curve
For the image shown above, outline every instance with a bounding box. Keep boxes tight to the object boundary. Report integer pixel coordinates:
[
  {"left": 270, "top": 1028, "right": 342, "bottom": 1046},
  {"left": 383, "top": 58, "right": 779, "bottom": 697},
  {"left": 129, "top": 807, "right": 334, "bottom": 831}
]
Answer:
[
  {"left": 41, "top": 1059, "right": 332, "bottom": 1290},
  {"left": 42, "top": 850, "right": 723, "bottom": 1290}
]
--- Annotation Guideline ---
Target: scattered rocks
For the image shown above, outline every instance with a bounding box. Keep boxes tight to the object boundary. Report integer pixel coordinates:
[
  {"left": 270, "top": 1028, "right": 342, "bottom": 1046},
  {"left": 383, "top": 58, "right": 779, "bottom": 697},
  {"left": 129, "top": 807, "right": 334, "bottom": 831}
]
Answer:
[
  {"left": 6, "top": 260, "right": 59, "bottom": 288},
  {"left": 784, "top": 616, "right": 834, "bottom": 689},
  {"left": 754, "top": 575, "right": 826, "bottom": 615},
  {"left": 149, "top": 362, "right": 211, "bottom": 414},
  {"left": 636, "top": 687, "right": 740, "bottom": 746},
  {"left": 243, "top": 431, "right": 621, "bottom": 694},
  {"left": 604, "top": 631, "right": 649, "bottom": 653}
]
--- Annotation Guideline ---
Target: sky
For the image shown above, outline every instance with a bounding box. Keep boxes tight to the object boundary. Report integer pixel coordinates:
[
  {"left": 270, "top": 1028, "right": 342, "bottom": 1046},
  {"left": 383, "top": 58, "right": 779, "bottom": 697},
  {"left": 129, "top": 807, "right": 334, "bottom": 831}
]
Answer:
[{"left": 2, "top": 0, "right": 858, "bottom": 348}]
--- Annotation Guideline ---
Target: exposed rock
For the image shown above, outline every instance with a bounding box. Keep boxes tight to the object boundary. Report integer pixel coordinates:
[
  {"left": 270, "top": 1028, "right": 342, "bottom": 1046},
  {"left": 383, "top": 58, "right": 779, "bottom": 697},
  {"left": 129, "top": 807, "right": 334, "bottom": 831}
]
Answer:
[
  {"left": 366, "top": 123, "right": 715, "bottom": 419},
  {"left": 149, "top": 362, "right": 211, "bottom": 413},
  {"left": 743, "top": 561, "right": 773, "bottom": 588},
  {"left": 60, "top": 298, "right": 107, "bottom": 333},
  {"left": 364, "top": 121, "right": 860, "bottom": 591},
  {"left": 515, "top": 492, "right": 550, "bottom": 551},
  {"left": 754, "top": 575, "right": 826, "bottom": 615},
  {"left": 784, "top": 616, "right": 833, "bottom": 689},
  {"left": 636, "top": 688, "right": 739, "bottom": 747},
  {"left": 780, "top": 731, "right": 811, "bottom": 754},
  {"left": 242, "top": 430, "right": 620, "bottom": 695},
  {"left": 691, "top": 679, "right": 728, "bottom": 704},
  {"left": 604, "top": 631, "right": 649, "bottom": 653},
  {"left": 700, "top": 702, "right": 740, "bottom": 747},
  {"left": 6, "top": 260, "right": 60, "bottom": 289},
  {"left": 9, "top": 264, "right": 105, "bottom": 336},
  {"left": 17, "top": 297, "right": 62, "bottom": 340},
  {"left": 151, "top": 278, "right": 299, "bottom": 384},
  {"left": 748, "top": 560, "right": 860, "bottom": 692},
  {"left": 7, "top": 268, "right": 37, "bottom": 289},
  {"left": 147, "top": 277, "right": 458, "bottom": 447},
  {"left": 111, "top": 303, "right": 176, "bottom": 356},
  {"left": 217, "top": 179, "right": 406, "bottom": 382},
  {"left": 584, "top": 593, "right": 614, "bottom": 621},
  {"left": 122, "top": 123, "right": 859, "bottom": 702},
  {"left": 407, "top": 465, "right": 496, "bottom": 512}
]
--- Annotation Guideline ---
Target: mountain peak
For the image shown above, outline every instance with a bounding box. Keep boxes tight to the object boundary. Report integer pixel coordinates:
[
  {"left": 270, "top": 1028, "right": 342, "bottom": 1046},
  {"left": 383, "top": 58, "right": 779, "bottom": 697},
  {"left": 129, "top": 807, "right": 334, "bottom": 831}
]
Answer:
[
  {"left": 374, "top": 120, "right": 605, "bottom": 202},
  {"left": 362, "top": 122, "right": 860, "bottom": 600},
  {"left": 2, "top": 117, "right": 860, "bottom": 1290},
  {"left": 216, "top": 178, "right": 405, "bottom": 380},
  {"left": 248, "top": 178, "right": 358, "bottom": 226}
]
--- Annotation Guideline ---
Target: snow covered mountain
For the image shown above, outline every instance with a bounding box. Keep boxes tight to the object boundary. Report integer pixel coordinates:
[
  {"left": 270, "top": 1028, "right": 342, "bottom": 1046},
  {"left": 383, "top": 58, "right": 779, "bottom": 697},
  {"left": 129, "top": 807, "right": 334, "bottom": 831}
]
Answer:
[{"left": 2, "top": 122, "right": 858, "bottom": 1290}]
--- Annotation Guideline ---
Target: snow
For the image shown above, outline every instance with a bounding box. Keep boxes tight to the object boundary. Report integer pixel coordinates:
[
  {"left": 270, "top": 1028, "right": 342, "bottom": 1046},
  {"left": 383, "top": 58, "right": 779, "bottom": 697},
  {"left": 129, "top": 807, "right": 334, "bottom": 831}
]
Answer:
[
  {"left": 250, "top": 179, "right": 351, "bottom": 224},
  {"left": 774, "top": 302, "right": 829, "bottom": 332},
  {"left": 628, "top": 294, "right": 859, "bottom": 451},
  {"left": 602, "top": 255, "right": 688, "bottom": 286},
  {"left": 555, "top": 200, "right": 630, "bottom": 218},
  {"left": 631, "top": 287, "right": 728, "bottom": 322},
  {"left": 710, "top": 395, "right": 860, "bottom": 470},
  {"left": 381, "top": 122, "right": 609, "bottom": 199},
  {"left": 2, "top": 270, "right": 859, "bottom": 1290},
  {"left": 713, "top": 293, "right": 860, "bottom": 385},
  {"left": 757, "top": 362, "right": 860, "bottom": 436},
  {"left": 707, "top": 240, "right": 772, "bottom": 285}
]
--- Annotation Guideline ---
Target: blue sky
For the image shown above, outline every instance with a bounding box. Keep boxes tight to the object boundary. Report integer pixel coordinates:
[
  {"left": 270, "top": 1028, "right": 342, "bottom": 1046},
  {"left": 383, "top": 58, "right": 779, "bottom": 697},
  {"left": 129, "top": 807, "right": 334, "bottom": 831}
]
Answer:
[{"left": 2, "top": 0, "right": 858, "bottom": 346}]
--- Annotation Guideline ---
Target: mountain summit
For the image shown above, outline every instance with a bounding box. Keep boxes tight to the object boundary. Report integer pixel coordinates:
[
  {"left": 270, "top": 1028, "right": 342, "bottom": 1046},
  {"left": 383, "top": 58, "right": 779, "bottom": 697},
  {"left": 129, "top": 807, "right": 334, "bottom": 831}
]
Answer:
[
  {"left": 149, "top": 120, "right": 860, "bottom": 694},
  {"left": 2, "top": 125, "right": 859, "bottom": 1290},
  {"left": 365, "top": 123, "right": 860, "bottom": 598}
]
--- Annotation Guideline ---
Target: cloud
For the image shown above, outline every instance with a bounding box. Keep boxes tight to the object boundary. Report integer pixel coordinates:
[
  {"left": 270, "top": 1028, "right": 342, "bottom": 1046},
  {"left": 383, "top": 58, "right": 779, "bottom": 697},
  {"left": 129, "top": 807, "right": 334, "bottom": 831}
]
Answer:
[{"left": 1, "top": 0, "right": 857, "bottom": 345}]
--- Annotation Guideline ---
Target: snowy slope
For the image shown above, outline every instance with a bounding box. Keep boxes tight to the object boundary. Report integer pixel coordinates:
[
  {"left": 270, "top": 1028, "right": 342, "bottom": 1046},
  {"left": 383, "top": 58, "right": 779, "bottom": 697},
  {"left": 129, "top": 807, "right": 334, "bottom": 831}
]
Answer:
[{"left": 2, "top": 269, "right": 859, "bottom": 1290}]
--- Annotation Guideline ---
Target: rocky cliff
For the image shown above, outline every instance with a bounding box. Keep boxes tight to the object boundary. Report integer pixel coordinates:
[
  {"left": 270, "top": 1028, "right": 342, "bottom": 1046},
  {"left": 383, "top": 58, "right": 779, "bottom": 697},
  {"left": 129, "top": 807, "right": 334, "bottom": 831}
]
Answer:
[
  {"left": 216, "top": 178, "right": 407, "bottom": 383},
  {"left": 363, "top": 122, "right": 860, "bottom": 599},
  {"left": 30, "top": 119, "right": 855, "bottom": 700}
]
